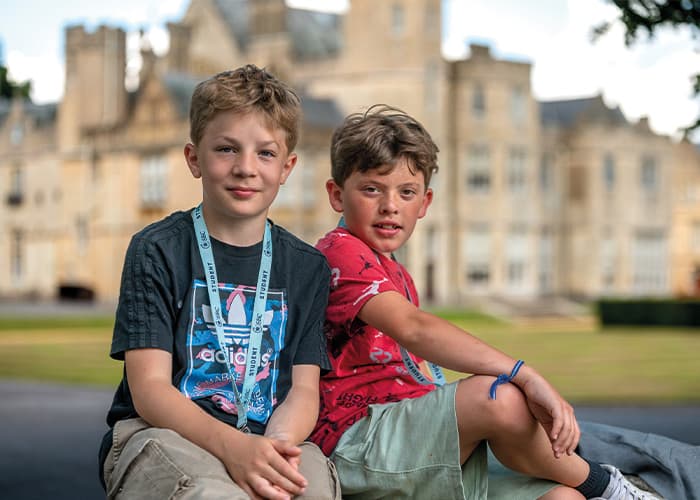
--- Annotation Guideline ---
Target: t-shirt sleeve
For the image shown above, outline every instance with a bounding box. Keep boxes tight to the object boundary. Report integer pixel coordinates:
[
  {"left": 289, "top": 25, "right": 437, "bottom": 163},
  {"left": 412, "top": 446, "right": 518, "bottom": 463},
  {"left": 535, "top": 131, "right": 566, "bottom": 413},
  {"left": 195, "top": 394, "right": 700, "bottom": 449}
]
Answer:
[
  {"left": 291, "top": 258, "right": 331, "bottom": 371},
  {"left": 322, "top": 234, "right": 402, "bottom": 334},
  {"left": 110, "top": 234, "right": 175, "bottom": 360}
]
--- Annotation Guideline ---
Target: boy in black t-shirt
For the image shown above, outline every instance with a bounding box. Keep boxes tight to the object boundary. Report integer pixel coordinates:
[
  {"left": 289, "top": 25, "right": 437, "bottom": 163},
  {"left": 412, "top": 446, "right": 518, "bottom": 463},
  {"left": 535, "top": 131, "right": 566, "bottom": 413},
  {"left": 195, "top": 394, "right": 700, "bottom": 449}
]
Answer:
[{"left": 99, "top": 65, "right": 339, "bottom": 500}]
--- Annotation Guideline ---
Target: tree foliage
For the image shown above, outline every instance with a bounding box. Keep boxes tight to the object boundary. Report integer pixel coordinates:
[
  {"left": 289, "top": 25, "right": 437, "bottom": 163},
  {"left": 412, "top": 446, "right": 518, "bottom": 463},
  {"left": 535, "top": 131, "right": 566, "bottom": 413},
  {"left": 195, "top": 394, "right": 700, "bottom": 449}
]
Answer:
[
  {"left": 0, "top": 65, "right": 31, "bottom": 100},
  {"left": 593, "top": 0, "right": 700, "bottom": 133}
]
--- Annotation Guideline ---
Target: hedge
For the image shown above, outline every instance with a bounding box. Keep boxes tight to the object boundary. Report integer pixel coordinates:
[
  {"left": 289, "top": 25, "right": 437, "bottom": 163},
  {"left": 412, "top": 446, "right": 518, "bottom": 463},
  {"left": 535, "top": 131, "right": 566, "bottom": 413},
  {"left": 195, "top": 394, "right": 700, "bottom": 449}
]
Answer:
[{"left": 597, "top": 298, "right": 700, "bottom": 327}]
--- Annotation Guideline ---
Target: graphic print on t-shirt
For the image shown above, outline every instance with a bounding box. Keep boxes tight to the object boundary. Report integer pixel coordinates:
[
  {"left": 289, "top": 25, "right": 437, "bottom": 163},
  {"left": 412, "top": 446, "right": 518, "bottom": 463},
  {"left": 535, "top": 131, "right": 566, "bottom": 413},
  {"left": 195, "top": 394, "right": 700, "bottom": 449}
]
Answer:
[{"left": 181, "top": 279, "right": 287, "bottom": 425}]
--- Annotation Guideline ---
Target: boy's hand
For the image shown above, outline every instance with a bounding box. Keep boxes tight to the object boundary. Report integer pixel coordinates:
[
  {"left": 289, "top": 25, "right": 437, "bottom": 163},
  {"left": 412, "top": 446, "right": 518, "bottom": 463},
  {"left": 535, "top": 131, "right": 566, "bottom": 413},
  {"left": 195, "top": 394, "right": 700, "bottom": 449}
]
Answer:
[
  {"left": 516, "top": 369, "right": 580, "bottom": 459},
  {"left": 222, "top": 433, "right": 306, "bottom": 500}
]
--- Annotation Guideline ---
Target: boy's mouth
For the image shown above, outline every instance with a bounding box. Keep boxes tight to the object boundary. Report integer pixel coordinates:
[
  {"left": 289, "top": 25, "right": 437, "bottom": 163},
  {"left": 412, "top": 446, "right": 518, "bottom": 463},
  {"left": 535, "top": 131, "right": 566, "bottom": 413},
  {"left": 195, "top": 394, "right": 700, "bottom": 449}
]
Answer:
[
  {"left": 374, "top": 223, "right": 401, "bottom": 230},
  {"left": 228, "top": 186, "right": 257, "bottom": 196}
]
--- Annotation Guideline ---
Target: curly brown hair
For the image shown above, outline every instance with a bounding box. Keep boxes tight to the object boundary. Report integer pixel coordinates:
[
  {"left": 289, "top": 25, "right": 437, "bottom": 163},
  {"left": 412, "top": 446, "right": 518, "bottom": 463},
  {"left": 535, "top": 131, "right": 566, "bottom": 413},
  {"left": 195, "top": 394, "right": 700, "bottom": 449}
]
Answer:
[{"left": 330, "top": 104, "right": 439, "bottom": 187}]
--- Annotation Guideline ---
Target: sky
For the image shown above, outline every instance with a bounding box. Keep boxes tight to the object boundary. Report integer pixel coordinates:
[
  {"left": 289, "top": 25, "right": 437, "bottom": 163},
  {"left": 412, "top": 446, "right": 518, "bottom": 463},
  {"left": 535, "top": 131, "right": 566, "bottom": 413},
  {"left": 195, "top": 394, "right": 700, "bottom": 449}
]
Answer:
[{"left": 1, "top": 0, "right": 698, "bottom": 141}]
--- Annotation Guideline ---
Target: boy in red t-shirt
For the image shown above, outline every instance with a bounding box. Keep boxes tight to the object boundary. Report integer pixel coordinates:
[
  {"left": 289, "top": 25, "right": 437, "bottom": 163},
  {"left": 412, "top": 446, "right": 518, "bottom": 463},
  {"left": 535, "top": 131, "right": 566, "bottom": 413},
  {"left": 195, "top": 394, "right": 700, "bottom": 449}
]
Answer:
[{"left": 309, "top": 105, "right": 655, "bottom": 499}]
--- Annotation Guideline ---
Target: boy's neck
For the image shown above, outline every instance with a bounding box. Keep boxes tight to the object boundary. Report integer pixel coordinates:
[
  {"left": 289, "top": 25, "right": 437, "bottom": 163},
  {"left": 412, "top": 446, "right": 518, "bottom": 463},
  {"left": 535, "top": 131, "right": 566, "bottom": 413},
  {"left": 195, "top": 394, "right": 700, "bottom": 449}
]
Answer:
[{"left": 200, "top": 205, "right": 267, "bottom": 247}]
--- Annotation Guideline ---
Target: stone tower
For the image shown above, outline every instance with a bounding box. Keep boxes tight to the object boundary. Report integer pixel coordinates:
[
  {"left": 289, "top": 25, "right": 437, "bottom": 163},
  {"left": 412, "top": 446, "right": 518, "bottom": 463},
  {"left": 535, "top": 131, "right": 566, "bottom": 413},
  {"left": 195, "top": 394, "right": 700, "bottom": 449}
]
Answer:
[{"left": 58, "top": 25, "right": 127, "bottom": 150}]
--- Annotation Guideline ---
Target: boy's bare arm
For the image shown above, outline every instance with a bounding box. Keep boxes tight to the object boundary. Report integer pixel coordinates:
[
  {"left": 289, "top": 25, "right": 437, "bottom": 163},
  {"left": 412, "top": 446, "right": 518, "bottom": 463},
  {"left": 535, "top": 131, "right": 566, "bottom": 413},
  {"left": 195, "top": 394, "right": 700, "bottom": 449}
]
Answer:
[
  {"left": 264, "top": 364, "right": 321, "bottom": 445},
  {"left": 358, "top": 290, "right": 580, "bottom": 457},
  {"left": 125, "top": 348, "right": 308, "bottom": 500}
]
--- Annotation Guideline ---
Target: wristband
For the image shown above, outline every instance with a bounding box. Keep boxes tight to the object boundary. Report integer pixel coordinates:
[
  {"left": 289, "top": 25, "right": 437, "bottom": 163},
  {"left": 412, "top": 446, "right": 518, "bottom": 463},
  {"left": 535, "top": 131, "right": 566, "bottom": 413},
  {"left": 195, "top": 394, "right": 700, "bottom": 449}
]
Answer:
[{"left": 489, "top": 360, "right": 524, "bottom": 400}]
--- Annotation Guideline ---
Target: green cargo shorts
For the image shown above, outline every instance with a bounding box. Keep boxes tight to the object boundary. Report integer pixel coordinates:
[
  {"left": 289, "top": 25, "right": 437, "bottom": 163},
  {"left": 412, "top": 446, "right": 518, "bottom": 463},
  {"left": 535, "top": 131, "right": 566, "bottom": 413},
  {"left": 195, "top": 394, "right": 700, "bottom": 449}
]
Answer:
[{"left": 331, "top": 382, "right": 557, "bottom": 500}]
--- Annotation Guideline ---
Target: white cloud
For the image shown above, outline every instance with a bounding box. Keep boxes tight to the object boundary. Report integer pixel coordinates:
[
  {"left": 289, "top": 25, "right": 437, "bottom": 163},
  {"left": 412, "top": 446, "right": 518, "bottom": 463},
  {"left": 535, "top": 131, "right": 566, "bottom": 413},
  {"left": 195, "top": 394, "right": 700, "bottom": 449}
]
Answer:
[
  {"left": 7, "top": 50, "right": 64, "bottom": 104},
  {"left": 443, "top": 0, "right": 699, "bottom": 140},
  {"left": 286, "top": 0, "right": 348, "bottom": 13}
]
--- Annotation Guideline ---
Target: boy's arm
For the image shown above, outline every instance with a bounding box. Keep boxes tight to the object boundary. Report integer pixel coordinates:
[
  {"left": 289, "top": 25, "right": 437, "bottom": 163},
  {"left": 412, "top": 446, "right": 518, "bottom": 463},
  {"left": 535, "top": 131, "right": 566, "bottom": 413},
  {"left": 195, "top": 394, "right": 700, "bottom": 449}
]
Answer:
[
  {"left": 126, "top": 348, "right": 308, "bottom": 500},
  {"left": 264, "top": 364, "right": 321, "bottom": 445},
  {"left": 358, "top": 290, "right": 579, "bottom": 456}
]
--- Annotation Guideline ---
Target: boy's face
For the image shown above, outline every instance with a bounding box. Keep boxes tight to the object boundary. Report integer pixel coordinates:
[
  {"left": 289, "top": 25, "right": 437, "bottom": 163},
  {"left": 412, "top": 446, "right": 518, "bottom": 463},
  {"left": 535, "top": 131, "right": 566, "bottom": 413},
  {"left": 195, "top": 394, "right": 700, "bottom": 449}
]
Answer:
[
  {"left": 326, "top": 158, "right": 433, "bottom": 257},
  {"left": 184, "top": 110, "right": 296, "bottom": 234}
]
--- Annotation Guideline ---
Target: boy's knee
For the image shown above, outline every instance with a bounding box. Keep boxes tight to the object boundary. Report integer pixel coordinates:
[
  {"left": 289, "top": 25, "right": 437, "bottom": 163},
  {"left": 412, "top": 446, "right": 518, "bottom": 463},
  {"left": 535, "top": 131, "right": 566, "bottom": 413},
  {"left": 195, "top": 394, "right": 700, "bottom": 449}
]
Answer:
[
  {"left": 456, "top": 376, "right": 532, "bottom": 431},
  {"left": 298, "top": 442, "right": 341, "bottom": 500}
]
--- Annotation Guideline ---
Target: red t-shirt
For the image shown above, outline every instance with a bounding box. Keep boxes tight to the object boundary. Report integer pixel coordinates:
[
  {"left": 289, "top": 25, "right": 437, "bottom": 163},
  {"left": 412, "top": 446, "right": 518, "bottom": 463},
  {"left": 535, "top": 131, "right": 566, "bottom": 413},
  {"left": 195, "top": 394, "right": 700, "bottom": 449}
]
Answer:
[{"left": 309, "top": 228, "right": 436, "bottom": 455}]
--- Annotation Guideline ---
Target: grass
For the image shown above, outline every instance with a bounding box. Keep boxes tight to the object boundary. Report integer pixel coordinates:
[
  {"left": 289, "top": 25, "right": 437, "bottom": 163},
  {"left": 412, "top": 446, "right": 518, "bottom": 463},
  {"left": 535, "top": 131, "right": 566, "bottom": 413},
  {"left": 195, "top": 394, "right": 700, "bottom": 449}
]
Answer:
[
  {"left": 0, "top": 311, "right": 698, "bottom": 404},
  {"left": 0, "top": 318, "right": 122, "bottom": 386}
]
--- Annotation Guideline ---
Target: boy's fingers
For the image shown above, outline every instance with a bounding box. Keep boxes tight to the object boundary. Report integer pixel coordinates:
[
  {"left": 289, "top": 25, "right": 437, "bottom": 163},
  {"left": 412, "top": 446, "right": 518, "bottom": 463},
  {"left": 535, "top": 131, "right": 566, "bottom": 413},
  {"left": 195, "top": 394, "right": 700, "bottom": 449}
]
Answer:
[
  {"left": 250, "top": 477, "right": 292, "bottom": 500},
  {"left": 271, "top": 439, "right": 302, "bottom": 457},
  {"left": 263, "top": 454, "right": 308, "bottom": 494}
]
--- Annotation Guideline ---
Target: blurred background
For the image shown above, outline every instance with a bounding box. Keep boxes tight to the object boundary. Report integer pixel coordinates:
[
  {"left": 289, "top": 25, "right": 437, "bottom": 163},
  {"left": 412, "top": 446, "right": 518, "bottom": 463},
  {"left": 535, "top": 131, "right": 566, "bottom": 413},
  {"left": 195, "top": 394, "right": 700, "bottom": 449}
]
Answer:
[{"left": 0, "top": 1, "right": 699, "bottom": 498}]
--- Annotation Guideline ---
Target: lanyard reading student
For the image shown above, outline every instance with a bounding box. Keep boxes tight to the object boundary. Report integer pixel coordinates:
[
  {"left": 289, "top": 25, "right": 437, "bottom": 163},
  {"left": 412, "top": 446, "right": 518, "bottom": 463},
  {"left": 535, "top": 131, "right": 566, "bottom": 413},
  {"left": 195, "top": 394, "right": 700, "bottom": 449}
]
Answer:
[
  {"left": 338, "top": 217, "right": 445, "bottom": 386},
  {"left": 192, "top": 204, "right": 272, "bottom": 432}
]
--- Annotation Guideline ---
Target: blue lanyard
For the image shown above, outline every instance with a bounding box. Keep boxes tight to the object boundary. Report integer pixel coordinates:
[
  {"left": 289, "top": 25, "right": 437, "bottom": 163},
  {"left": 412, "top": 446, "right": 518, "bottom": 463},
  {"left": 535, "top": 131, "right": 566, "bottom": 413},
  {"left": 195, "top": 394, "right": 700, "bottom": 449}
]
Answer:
[
  {"left": 192, "top": 204, "right": 272, "bottom": 431},
  {"left": 337, "top": 217, "right": 445, "bottom": 386}
]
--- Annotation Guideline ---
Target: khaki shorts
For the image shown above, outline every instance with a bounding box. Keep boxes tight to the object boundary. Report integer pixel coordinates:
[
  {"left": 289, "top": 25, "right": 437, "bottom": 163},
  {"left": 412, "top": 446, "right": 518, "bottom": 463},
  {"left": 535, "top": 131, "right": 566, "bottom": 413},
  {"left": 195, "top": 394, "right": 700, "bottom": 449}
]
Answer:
[
  {"left": 103, "top": 417, "right": 340, "bottom": 499},
  {"left": 331, "top": 382, "right": 557, "bottom": 500}
]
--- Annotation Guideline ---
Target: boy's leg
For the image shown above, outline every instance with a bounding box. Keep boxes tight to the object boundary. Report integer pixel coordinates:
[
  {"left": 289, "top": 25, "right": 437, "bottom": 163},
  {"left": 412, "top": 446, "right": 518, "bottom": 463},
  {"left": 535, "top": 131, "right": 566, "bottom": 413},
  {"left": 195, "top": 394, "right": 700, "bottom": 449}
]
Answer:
[
  {"left": 297, "top": 441, "right": 341, "bottom": 500},
  {"left": 103, "top": 418, "right": 247, "bottom": 500},
  {"left": 455, "top": 376, "right": 589, "bottom": 490}
]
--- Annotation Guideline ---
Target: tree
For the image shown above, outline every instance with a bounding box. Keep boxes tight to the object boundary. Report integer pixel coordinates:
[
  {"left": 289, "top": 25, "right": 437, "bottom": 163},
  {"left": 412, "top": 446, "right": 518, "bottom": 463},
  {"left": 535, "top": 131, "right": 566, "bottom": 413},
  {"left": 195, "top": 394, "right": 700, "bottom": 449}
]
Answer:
[
  {"left": 0, "top": 65, "right": 32, "bottom": 100},
  {"left": 593, "top": 0, "right": 700, "bottom": 134}
]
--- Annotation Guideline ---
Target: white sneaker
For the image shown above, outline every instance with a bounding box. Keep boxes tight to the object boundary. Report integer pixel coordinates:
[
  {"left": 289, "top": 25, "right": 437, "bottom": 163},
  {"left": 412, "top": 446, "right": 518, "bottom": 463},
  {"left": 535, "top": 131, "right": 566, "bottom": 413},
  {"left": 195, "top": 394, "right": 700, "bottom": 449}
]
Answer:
[{"left": 592, "top": 464, "right": 659, "bottom": 500}]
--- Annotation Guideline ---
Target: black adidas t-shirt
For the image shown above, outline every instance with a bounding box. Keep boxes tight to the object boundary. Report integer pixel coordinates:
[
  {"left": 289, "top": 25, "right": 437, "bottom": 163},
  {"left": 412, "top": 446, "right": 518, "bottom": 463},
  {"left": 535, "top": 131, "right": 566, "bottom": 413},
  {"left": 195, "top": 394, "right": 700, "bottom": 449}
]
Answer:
[{"left": 100, "top": 209, "right": 330, "bottom": 474}]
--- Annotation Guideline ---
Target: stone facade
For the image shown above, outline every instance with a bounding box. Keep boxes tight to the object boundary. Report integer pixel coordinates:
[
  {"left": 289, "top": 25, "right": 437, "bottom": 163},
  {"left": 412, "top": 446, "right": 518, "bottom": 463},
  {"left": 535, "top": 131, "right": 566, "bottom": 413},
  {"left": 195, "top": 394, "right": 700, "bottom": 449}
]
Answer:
[{"left": 1, "top": 0, "right": 699, "bottom": 305}]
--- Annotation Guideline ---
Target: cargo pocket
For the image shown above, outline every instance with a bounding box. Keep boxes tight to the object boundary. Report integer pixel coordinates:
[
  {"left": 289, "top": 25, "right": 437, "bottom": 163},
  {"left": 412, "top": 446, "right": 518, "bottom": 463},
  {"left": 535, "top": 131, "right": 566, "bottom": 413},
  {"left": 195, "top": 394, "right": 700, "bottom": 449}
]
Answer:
[{"left": 107, "top": 433, "right": 191, "bottom": 499}]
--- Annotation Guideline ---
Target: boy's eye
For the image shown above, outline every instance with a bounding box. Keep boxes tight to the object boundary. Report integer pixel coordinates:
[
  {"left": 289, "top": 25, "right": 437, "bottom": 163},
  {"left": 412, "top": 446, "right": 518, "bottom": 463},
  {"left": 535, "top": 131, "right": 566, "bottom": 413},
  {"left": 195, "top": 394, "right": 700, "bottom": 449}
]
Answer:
[
  {"left": 401, "top": 189, "right": 417, "bottom": 197},
  {"left": 217, "top": 146, "right": 236, "bottom": 153},
  {"left": 363, "top": 186, "right": 380, "bottom": 194},
  {"left": 259, "top": 150, "right": 276, "bottom": 158}
]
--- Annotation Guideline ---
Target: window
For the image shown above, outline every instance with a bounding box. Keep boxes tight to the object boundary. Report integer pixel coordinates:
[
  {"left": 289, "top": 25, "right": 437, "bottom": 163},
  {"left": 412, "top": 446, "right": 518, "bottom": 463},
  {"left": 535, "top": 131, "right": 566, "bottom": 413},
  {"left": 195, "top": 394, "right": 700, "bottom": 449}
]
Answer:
[
  {"left": 603, "top": 153, "right": 615, "bottom": 192},
  {"left": 507, "top": 147, "right": 527, "bottom": 193},
  {"left": 10, "top": 123, "right": 24, "bottom": 145},
  {"left": 472, "top": 83, "right": 485, "bottom": 119},
  {"left": 424, "top": 60, "right": 439, "bottom": 110},
  {"left": 391, "top": 3, "right": 405, "bottom": 36},
  {"left": 11, "top": 229, "right": 23, "bottom": 281},
  {"left": 424, "top": 3, "right": 438, "bottom": 34},
  {"left": 506, "top": 230, "right": 528, "bottom": 288},
  {"left": 140, "top": 155, "right": 168, "bottom": 208},
  {"left": 464, "top": 225, "right": 491, "bottom": 286},
  {"left": 600, "top": 234, "right": 616, "bottom": 291},
  {"left": 6, "top": 165, "right": 24, "bottom": 206},
  {"left": 640, "top": 155, "right": 658, "bottom": 193},
  {"left": 539, "top": 153, "right": 553, "bottom": 193},
  {"left": 10, "top": 165, "right": 23, "bottom": 195},
  {"left": 510, "top": 85, "right": 526, "bottom": 126},
  {"left": 539, "top": 229, "right": 553, "bottom": 292},
  {"left": 632, "top": 230, "right": 667, "bottom": 294},
  {"left": 77, "top": 216, "right": 89, "bottom": 255},
  {"left": 466, "top": 145, "right": 490, "bottom": 193}
]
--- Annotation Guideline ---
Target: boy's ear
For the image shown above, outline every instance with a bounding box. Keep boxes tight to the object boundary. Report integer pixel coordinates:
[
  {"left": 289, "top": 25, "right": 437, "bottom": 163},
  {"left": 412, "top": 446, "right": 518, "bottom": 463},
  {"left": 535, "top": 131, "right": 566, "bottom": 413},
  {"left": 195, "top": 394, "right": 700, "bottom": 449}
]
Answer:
[
  {"left": 417, "top": 187, "right": 433, "bottom": 219},
  {"left": 184, "top": 143, "right": 201, "bottom": 179},
  {"left": 279, "top": 152, "right": 297, "bottom": 185},
  {"left": 326, "top": 179, "right": 344, "bottom": 213}
]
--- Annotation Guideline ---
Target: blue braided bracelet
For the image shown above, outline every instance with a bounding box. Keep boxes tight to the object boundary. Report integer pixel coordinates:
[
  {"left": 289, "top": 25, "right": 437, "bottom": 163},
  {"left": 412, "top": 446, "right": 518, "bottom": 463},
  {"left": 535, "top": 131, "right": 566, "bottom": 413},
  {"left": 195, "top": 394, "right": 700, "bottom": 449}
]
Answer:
[{"left": 489, "top": 360, "right": 525, "bottom": 400}]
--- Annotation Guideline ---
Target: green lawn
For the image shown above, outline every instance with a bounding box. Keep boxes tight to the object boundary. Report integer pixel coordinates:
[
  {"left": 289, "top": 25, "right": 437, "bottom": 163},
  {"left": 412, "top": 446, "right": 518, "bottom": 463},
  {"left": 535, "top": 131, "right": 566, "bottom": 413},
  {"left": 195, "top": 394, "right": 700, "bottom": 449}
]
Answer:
[{"left": 1, "top": 312, "right": 698, "bottom": 404}]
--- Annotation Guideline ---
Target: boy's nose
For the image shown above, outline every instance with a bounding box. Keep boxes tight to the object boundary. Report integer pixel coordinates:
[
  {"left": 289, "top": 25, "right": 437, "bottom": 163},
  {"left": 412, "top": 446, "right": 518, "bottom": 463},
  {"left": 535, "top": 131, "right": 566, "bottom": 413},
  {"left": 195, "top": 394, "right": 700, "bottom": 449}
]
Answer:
[
  {"left": 380, "top": 194, "right": 399, "bottom": 214},
  {"left": 232, "top": 152, "right": 256, "bottom": 176}
]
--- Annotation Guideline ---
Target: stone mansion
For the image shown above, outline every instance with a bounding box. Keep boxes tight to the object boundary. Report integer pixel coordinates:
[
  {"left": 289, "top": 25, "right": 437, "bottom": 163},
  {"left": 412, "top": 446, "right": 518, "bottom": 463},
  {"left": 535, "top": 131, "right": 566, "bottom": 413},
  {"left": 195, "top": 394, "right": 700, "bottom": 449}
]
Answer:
[{"left": 1, "top": 0, "right": 699, "bottom": 306}]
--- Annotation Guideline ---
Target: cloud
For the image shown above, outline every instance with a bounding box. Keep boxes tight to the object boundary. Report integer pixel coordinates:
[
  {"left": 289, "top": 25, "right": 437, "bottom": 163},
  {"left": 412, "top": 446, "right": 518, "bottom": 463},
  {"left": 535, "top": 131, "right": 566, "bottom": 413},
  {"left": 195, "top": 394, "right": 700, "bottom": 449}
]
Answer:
[
  {"left": 7, "top": 50, "right": 64, "bottom": 104},
  {"left": 443, "top": 0, "right": 699, "bottom": 139}
]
